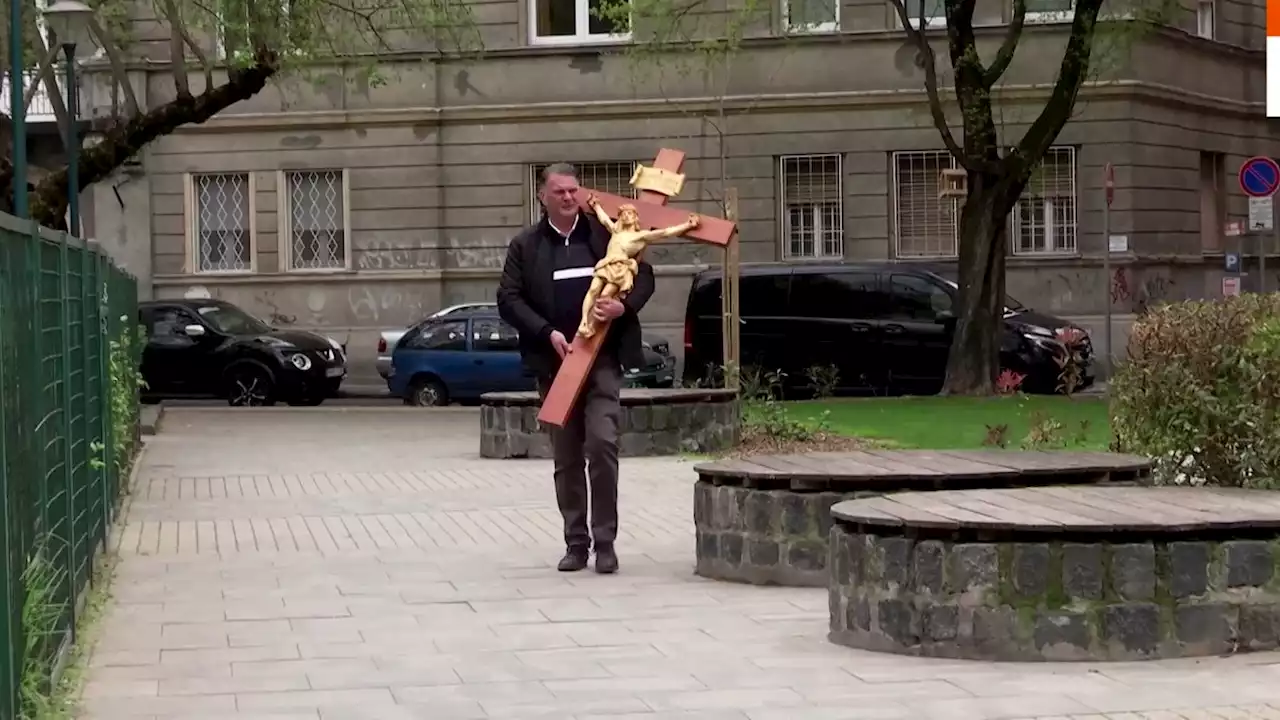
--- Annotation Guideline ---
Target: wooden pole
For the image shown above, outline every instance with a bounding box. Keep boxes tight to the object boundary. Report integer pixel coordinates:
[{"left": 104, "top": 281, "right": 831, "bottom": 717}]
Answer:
[{"left": 722, "top": 187, "right": 741, "bottom": 390}]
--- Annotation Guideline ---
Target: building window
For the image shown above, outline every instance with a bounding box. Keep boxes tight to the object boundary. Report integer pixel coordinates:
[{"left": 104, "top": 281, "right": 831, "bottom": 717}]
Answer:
[
  {"left": 901, "top": 0, "right": 945, "bottom": 27},
  {"left": 1012, "top": 147, "right": 1077, "bottom": 255},
  {"left": 281, "top": 169, "right": 349, "bottom": 271},
  {"left": 529, "top": 161, "right": 636, "bottom": 223},
  {"left": 892, "top": 150, "right": 959, "bottom": 258},
  {"left": 530, "top": 0, "right": 630, "bottom": 45},
  {"left": 1200, "top": 151, "right": 1226, "bottom": 252},
  {"left": 785, "top": 0, "right": 839, "bottom": 32},
  {"left": 189, "top": 172, "right": 254, "bottom": 273},
  {"left": 780, "top": 154, "right": 843, "bottom": 260},
  {"left": 1025, "top": 0, "right": 1073, "bottom": 22},
  {"left": 1196, "top": 0, "right": 1214, "bottom": 38}
]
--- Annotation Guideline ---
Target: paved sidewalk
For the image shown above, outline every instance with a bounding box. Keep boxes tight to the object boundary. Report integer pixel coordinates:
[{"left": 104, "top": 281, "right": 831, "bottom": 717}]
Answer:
[{"left": 82, "top": 407, "right": 1280, "bottom": 720}]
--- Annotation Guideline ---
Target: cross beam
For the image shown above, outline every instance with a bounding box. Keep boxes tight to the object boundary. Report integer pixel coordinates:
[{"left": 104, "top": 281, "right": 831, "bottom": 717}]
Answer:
[{"left": 536, "top": 148, "right": 738, "bottom": 428}]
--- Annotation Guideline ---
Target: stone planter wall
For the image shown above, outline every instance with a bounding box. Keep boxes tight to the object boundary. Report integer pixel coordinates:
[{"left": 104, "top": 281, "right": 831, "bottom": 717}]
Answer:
[
  {"left": 827, "top": 522, "right": 1280, "bottom": 661},
  {"left": 694, "top": 483, "right": 875, "bottom": 587},
  {"left": 480, "top": 388, "right": 739, "bottom": 459}
]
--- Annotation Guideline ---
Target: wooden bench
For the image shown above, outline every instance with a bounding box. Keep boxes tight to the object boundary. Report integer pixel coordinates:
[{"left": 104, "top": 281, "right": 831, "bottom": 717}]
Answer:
[
  {"left": 693, "top": 450, "right": 1151, "bottom": 587},
  {"left": 480, "top": 388, "right": 739, "bottom": 458},
  {"left": 828, "top": 485, "right": 1280, "bottom": 661}
]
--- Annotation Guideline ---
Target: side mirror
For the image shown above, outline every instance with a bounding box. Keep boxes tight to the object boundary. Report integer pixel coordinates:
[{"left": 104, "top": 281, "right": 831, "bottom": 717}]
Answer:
[{"left": 183, "top": 324, "right": 206, "bottom": 338}]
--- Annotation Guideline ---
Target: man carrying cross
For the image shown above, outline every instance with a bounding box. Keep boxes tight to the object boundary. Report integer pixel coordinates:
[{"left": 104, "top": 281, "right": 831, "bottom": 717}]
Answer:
[{"left": 496, "top": 163, "right": 653, "bottom": 574}]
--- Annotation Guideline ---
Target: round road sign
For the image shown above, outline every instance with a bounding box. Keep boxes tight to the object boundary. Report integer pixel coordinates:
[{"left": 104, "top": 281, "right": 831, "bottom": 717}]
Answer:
[{"left": 1239, "top": 156, "right": 1280, "bottom": 198}]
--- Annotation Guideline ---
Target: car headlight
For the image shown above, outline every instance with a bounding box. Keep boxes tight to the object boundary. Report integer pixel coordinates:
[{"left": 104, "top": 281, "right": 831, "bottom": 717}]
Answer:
[
  {"left": 287, "top": 353, "right": 312, "bottom": 371},
  {"left": 326, "top": 336, "right": 342, "bottom": 350}
]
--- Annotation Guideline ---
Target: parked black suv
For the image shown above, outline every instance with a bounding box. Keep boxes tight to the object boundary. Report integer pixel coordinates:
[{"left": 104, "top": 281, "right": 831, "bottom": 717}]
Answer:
[
  {"left": 682, "top": 263, "right": 1093, "bottom": 395},
  {"left": 139, "top": 299, "right": 348, "bottom": 406}
]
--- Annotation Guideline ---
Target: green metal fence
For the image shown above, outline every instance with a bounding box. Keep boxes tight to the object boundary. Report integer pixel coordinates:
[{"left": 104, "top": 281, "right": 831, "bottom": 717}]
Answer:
[{"left": 0, "top": 210, "right": 139, "bottom": 718}]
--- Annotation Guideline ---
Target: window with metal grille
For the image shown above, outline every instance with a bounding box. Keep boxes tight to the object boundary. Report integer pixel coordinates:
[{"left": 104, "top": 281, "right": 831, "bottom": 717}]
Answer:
[
  {"left": 892, "top": 150, "right": 959, "bottom": 258},
  {"left": 780, "top": 154, "right": 843, "bottom": 260},
  {"left": 785, "top": 0, "right": 839, "bottom": 32},
  {"left": 193, "top": 173, "right": 251, "bottom": 272},
  {"left": 1012, "top": 147, "right": 1077, "bottom": 255},
  {"left": 529, "top": 161, "right": 637, "bottom": 224},
  {"left": 284, "top": 170, "right": 347, "bottom": 271}
]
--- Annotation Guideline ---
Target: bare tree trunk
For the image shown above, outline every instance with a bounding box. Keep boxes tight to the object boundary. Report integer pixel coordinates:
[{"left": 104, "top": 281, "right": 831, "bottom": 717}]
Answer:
[{"left": 944, "top": 174, "right": 1017, "bottom": 395}]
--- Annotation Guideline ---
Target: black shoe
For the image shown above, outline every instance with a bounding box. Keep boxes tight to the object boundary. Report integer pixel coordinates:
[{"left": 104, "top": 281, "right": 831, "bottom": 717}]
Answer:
[
  {"left": 594, "top": 545, "right": 619, "bottom": 574},
  {"left": 557, "top": 548, "right": 589, "bottom": 572}
]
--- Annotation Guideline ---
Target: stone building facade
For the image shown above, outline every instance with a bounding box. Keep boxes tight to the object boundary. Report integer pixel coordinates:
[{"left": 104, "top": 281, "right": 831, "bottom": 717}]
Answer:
[{"left": 85, "top": 0, "right": 1275, "bottom": 382}]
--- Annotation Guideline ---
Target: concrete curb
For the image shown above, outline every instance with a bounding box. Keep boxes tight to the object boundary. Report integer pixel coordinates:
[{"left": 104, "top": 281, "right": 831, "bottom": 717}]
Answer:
[{"left": 140, "top": 404, "right": 164, "bottom": 436}]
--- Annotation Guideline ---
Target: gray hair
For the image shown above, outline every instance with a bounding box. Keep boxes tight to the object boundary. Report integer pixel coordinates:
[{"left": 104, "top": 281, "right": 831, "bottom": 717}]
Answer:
[{"left": 539, "top": 163, "right": 578, "bottom": 187}]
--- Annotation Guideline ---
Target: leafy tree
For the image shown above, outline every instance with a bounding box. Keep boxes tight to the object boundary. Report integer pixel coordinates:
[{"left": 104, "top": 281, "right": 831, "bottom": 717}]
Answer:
[
  {"left": 1, "top": 0, "right": 479, "bottom": 228},
  {"left": 602, "top": 0, "right": 1162, "bottom": 395}
]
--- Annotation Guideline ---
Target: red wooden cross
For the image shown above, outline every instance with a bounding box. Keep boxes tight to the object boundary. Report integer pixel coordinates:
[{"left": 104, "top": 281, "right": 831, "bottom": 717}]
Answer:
[{"left": 536, "top": 148, "right": 738, "bottom": 428}]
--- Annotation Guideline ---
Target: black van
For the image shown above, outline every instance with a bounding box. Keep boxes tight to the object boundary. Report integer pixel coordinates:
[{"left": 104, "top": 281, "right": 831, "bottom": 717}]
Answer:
[{"left": 681, "top": 262, "right": 1093, "bottom": 395}]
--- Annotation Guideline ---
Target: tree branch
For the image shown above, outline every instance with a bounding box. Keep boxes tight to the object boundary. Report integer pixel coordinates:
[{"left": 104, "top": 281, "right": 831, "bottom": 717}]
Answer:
[
  {"left": 29, "top": 49, "right": 280, "bottom": 227},
  {"left": 22, "top": 44, "right": 59, "bottom": 115},
  {"left": 89, "top": 17, "right": 141, "bottom": 117},
  {"left": 887, "top": 0, "right": 967, "bottom": 168},
  {"left": 984, "top": 0, "right": 1026, "bottom": 87},
  {"left": 1011, "top": 0, "right": 1104, "bottom": 173},
  {"left": 163, "top": 0, "right": 193, "bottom": 99}
]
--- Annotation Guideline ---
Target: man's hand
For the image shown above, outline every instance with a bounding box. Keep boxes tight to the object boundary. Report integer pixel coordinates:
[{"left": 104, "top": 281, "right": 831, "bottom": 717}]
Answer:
[
  {"left": 592, "top": 298, "right": 626, "bottom": 324},
  {"left": 549, "top": 330, "right": 572, "bottom": 359}
]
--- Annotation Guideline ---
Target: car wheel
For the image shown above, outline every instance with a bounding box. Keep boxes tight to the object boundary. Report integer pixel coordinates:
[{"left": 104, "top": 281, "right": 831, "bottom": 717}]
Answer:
[
  {"left": 226, "top": 365, "right": 276, "bottom": 407},
  {"left": 408, "top": 377, "right": 448, "bottom": 407}
]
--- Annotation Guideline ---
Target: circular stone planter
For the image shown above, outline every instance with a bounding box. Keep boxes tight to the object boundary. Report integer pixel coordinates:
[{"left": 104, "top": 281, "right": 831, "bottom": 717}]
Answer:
[
  {"left": 479, "top": 388, "right": 739, "bottom": 459},
  {"left": 694, "top": 451, "right": 1152, "bottom": 588},
  {"left": 828, "top": 485, "right": 1280, "bottom": 662}
]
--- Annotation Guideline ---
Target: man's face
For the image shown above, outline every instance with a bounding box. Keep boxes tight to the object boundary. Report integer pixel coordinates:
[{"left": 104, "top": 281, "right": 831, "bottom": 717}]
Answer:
[{"left": 539, "top": 173, "right": 580, "bottom": 223}]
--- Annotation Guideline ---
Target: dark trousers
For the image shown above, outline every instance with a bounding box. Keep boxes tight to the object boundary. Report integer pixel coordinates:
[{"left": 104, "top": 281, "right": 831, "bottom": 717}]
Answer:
[{"left": 538, "top": 359, "right": 622, "bottom": 551}]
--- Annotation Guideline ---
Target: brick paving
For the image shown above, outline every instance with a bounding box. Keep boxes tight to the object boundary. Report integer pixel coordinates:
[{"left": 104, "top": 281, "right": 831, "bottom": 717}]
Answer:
[{"left": 81, "top": 406, "right": 1280, "bottom": 719}]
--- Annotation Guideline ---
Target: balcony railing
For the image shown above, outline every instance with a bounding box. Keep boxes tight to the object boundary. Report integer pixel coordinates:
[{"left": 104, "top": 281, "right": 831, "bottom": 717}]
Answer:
[{"left": 1, "top": 71, "right": 66, "bottom": 124}]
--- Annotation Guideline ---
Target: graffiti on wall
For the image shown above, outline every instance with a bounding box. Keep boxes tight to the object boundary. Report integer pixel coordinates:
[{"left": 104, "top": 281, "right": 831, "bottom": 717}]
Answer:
[
  {"left": 1009, "top": 266, "right": 1181, "bottom": 316},
  {"left": 345, "top": 286, "right": 432, "bottom": 324},
  {"left": 355, "top": 238, "right": 439, "bottom": 271}
]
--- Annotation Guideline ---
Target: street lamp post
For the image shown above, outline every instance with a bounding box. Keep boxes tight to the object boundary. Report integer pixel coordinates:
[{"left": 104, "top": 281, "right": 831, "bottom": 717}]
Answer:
[{"left": 42, "top": 0, "right": 95, "bottom": 236}]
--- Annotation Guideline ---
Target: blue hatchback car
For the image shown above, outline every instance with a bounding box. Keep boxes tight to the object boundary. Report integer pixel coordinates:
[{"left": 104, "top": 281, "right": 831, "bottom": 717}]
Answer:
[{"left": 388, "top": 310, "right": 534, "bottom": 406}]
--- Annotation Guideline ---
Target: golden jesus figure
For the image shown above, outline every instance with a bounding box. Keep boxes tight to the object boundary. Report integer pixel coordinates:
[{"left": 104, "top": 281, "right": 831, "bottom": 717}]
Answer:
[{"left": 577, "top": 194, "right": 701, "bottom": 340}]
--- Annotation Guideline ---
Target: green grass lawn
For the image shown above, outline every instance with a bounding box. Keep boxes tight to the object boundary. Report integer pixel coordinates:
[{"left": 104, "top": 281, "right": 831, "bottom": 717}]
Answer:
[{"left": 782, "top": 395, "right": 1112, "bottom": 450}]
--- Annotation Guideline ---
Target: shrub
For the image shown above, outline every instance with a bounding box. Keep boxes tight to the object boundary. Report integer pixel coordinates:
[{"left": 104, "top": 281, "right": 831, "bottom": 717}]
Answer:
[{"left": 1110, "top": 294, "right": 1280, "bottom": 487}]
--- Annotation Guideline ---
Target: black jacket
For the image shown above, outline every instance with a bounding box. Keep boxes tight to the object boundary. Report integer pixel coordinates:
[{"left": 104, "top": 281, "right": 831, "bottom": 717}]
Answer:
[{"left": 497, "top": 212, "right": 655, "bottom": 380}]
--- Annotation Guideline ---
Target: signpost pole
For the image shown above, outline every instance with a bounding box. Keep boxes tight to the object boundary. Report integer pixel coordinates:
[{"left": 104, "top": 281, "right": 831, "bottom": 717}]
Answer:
[
  {"left": 1240, "top": 156, "right": 1280, "bottom": 294},
  {"left": 1103, "top": 163, "right": 1114, "bottom": 376}
]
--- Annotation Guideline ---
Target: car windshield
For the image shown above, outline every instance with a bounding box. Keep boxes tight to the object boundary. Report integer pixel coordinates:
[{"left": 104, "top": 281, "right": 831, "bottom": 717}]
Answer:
[
  {"left": 196, "top": 304, "right": 272, "bottom": 335},
  {"left": 935, "top": 277, "right": 1027, "bottom": 312}
]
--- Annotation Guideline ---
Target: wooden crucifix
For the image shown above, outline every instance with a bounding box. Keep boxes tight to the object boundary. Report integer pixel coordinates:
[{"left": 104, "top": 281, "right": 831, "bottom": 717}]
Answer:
[{"left": 536, "top": 148, "right": 738, "bottom": 428}]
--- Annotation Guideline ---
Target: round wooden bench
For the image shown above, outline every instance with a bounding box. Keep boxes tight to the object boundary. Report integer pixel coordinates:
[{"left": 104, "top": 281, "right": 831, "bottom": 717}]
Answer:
[
  {"left": 828, "top": 485, "right": 1280, "bottom": 661},
  {"left": 694, "top": 450, "right": 1151, "bottom": 587},
  {"left": 480, "top": 388, "right": 739, "bottom": 458}
]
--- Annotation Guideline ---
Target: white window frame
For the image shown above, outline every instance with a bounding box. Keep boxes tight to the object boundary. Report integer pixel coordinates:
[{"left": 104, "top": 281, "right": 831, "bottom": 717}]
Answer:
[
  {"left": 898, "top": 0, "right": 947, "bottom": 28},
  {"left": 779, "top": 153, "right": 845, "bottom": 261},
  {"left": 891, "top": 150, "right": 960, "bottom": 259},
  {"left": 1024, "top": 0, "right": 1075, "bottom": 24},
  {"left": 277, "top": 169, "right": 352, "bottom": 273},
  {"left": 528, "top": 160, "right": 638, "bottom": 224},
  {"left": 1195, "top": 0, "right": 1214, "bottom": 39},
  {"left": 1010, "top": 146, "right": 1078, "bottom": 257},
  {"left": 184, "top": 172, "right": 258, "bottom": 275},
  {"left": 784, "top": 0, "right": 840, "bottom": 33},
  {"left": 528, "top": 0, "right": 632, "bottom": 46}
]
